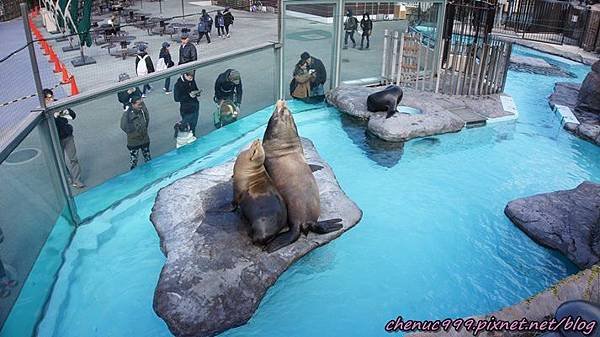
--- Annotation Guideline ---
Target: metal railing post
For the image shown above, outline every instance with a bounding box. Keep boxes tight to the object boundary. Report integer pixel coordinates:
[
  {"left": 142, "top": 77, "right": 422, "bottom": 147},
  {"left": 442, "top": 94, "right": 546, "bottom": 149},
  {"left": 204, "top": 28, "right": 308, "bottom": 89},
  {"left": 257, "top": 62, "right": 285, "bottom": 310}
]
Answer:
[
  {"left": 332, "top": 0, "right": 345, "bottom": 88},
  {"left": 21, "top": 3, "right": 81, "bottom": 226}
]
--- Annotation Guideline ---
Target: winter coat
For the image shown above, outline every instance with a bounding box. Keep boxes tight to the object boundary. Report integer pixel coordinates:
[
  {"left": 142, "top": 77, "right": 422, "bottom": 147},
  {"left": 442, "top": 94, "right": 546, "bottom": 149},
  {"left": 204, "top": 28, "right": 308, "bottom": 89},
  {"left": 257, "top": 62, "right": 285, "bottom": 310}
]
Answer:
[
  {"left": 135, "top": 51, "right": 155, "bottom": 75},
  {"left": 309, "top": 57, "right": 327, "bottom": 86},
  {"left": 344, "top": 16, "right": 358, "bottom": 31},
  {"left": 224, "top": 11, "right": 234, "bottom": 26},
  {"left": 215, "top": 13, "right": 225, "bottom": 27},
  {"left": 120, "top": 105, "right": 150, "bottom": 148},
  {"left": 54, "top": 108, "right": 76, "bottom": 140},
  {"left": 159, "top": 48, "right": 175, "bottom": 68},
  {"left": 198, "top": 14, "right": 213, "bottom": 33},
  {"left": 361, "top": 18, "right": 372, "bottom": 32},
  {"left": 291, "top": 67, "right": 314, "bottom": 99},
  {"left": 178, "top": 42, "right": 197, "bottom": 65},
  {"left": 214, "top": 69, "right": 242, "bottom": 104},
  {"left": 174, "top": 76, "right": 200, "bottom": 115},
  {"left": 118, "top": 87, "right": 143, "bottom": 109}
]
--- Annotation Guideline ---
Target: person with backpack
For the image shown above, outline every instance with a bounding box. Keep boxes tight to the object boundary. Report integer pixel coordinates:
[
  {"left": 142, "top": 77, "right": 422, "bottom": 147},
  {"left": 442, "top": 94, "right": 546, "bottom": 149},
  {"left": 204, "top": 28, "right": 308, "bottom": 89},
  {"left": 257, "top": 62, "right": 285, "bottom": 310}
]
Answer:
[
  {"left": 174, "top": 72, "right": 202, "bottom": 136},
  {"left": 197, "top": 9, "right": 213, "bottom": 44},
  {"left": 343, "top": 9, "right": 358, "bottom": 49},
  {"left": 223, "top": 7, "right": 234, "bottom": 38},
  {"left": 215, "top": 10, "right": 225, "bottom": 38},
  {"left": 120, "top": 97, "right": 151, "bottom": 170},
  {"left": 360, "top": 12, "right": 373, "bottom": 50},
  {"left": 135, "top": 44, "right": 155, "bottom": 96},
  {"left": 157, "top": 42, "right": 175, "bottom": 94}
]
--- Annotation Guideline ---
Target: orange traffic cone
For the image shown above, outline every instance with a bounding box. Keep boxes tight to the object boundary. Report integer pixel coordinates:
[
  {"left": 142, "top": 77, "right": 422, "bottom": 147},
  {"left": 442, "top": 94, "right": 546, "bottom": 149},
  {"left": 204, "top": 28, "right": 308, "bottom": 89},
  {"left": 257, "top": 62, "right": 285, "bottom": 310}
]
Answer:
[
  {"left": 41, "top": 40, "right": 49, "bottom": 55},
  {"left": 60, "top": 63, "right": 70, "bottom": 84},
  {"left": 69, "top": 75, "right": 79, "bottom": 96},
  {"left": 51, "top": 54, "right": 62, "bottom": 73}
]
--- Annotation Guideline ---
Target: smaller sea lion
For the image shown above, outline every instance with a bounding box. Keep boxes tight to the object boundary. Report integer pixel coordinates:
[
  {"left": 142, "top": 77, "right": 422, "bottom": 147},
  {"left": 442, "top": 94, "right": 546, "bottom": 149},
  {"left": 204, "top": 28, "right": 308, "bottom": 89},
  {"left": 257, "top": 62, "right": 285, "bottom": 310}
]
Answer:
[
  {"left": 367, "top": 85, "right": 404, "bottom": 118},
  {"left": 233, "top": 140, "right": 288, "bottom": 245}
]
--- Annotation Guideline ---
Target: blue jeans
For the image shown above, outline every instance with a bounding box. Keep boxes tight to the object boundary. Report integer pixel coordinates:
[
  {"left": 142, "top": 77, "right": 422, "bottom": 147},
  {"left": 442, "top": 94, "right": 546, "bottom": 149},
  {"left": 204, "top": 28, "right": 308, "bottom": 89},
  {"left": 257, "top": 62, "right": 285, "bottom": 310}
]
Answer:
[
  {"left": 142, "top": 83, "right": 151, "bottom": 94},
  {"left": 181, "top": 111, "right": 199, "bottom": 136},
  {"left": 164, "top": 77, "right": 171, "bottom": 91}
]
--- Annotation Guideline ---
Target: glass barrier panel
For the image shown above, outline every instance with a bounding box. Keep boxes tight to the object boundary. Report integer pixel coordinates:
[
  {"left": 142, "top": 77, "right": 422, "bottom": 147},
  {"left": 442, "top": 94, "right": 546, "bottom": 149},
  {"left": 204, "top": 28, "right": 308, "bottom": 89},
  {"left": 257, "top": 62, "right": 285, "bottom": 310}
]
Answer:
[
  {"left": 284, "top": 3, "right": 335, "bottom": 100},
  {"left": 340, "top": 1, "right": 442, "bottom": 85},
  {"left": 0, "top": 120, "right": 74, "bottom": 337},
  {"left": 46, "top": 46, "right": 277, "bottom": 220}
]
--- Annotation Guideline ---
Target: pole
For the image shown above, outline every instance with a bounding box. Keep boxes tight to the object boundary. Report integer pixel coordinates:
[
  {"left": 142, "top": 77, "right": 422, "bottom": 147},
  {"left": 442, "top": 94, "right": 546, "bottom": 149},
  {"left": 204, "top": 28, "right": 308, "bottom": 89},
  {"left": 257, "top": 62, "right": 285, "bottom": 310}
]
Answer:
[
  {"left": 21, "top": 3, "right": 81, "bottom": 226},
  {"left": 181, "top": 0, "right": 185, "bottom": 20},
  {"left": 278, "top": 0, "right": 284, "bottom": 99},
  {"left": 159, "top": 0, "right": 162, "bottom": 14}
]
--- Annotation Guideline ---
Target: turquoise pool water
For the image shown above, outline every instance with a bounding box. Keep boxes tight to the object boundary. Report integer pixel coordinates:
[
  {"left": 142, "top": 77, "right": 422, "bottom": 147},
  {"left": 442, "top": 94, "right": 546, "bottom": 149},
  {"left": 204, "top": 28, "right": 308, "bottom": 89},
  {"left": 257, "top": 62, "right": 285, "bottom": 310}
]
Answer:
[{"left": 27, "top": 46, "right": 600, "bottom": 337}]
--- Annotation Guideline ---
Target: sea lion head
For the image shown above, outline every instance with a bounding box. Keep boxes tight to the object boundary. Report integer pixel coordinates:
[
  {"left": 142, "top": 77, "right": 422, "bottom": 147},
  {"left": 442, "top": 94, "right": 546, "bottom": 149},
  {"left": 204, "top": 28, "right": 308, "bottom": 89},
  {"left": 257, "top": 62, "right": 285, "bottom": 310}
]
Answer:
[
  {"left": 264, "top": 100, "right": 299, "bottom": 142},
  {"left": 235, "top": 139, "right": 265, "bottom": 171}
]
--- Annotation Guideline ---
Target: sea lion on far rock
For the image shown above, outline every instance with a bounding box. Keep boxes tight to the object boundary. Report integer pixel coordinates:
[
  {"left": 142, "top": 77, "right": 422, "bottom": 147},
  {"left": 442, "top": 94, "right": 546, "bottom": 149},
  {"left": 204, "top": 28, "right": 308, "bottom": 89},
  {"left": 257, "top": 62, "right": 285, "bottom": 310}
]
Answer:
[
  {"left": 233, "top": 139, "right": 288, "bottom": 245},
  {"left": 262, "top": 100, "right": 343, "bottom": 252},
  {"left": 367, "top": 85, "right": 403, "bottom": 118}
]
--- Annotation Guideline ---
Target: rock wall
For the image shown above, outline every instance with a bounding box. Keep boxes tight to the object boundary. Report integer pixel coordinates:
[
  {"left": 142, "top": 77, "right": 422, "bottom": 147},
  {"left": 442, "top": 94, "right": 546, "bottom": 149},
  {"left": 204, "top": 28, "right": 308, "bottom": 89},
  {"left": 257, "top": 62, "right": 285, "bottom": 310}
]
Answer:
[{"left": 150, "top": 138, "right": 363, "bottom": 337}]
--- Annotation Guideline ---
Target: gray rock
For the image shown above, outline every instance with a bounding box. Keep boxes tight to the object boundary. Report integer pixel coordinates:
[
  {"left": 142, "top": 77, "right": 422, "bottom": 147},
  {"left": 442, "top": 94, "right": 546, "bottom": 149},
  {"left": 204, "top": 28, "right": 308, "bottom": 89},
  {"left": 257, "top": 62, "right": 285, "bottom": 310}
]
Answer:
[
  {"left": 326, "top": 85, "right": 378, "bottom": 119},
  {"left": 548, "top": 82, "right": 580, "bottom": 110},
  {"left": 150, "top": 138, "right": 363, "bottom": 337},
  {"left": 504, "top": 181, "right": 600, "bottom": 269},
  {"left": 576, "top": 60, "right": 600, "bottom": 116},
  {"left": 367, "top": 111, "right": 464, "bottom": 142},
  {"left": 564, "top": 122, "right": 579, "bottom": 133},
  {"left": 578, "top": 124, "right": 600, "bottom": 142}
]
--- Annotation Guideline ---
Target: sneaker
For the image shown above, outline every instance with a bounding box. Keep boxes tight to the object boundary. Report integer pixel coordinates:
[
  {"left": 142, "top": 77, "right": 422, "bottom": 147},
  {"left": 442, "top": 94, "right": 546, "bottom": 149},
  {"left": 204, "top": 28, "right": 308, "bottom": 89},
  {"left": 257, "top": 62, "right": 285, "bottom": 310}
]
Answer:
[
  {"left": 165, "top": 90, "right": 171, "bottom": 95},
  {"left": 227, "top": 34, "right": 231, "bottom": 38},
  {"left": 142, "top": 94, "right": 147, "bottom": 98}
]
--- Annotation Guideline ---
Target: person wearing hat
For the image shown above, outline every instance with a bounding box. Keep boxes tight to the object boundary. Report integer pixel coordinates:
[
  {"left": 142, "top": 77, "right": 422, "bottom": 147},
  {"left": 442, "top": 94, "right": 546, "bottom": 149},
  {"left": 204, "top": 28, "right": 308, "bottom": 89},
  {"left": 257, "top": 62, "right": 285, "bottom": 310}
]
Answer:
[
  {"left": 214, "top": 69, "right": 242, "bottom": 107},
  {"left": 178, "top": 32, "right": 198, "bottom": 65},
  {"left": 300, "top": 52, "right": 327, "bottom": 97},
  {"left": 158, "top": 41, "right": 175, "bottom": 94},
  {"left": 343, "top": 9, "right": 359, "bottom": 49},
  {"left": 135, "top": 43, "right": 155, "bottom": 96}
]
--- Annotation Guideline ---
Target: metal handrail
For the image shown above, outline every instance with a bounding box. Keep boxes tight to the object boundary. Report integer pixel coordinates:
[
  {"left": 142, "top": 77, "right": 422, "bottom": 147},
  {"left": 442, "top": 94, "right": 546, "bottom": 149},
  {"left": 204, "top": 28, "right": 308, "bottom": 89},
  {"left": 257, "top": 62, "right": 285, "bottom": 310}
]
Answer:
[{"left": 46, "top": 41, "right": 281, "bottom": 112}]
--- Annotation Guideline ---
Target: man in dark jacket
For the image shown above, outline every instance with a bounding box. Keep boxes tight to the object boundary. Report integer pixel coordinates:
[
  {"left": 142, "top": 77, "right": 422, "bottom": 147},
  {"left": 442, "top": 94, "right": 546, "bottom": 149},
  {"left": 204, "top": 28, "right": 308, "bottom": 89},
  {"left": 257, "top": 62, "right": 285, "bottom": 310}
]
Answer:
[
  {"left": 343, "top": 10, "right": 358, "bottom": 49},
  {"left": 223, "top": 7, "right": 234, "bottom": 37},
  {"left": 197, "top": 9, "right": 213, "bottom": 44},
  {"left": 178, "top": 32, "right": 197, "bottom": 65},
  {"left": 300, "top": 52, "right": 327, "bottom": 96},
  {"left": 214, "top": 69, "right": 242, "bottom": 106},
  {"left": 174, "top": 72, "right": 202, "bottom": 136},
  {"left": 360, "top": 13, "right": 373, "bottom": 49},
  {"left": 135, "top": 44, "right": 155, "bottom": 96},
  {"left": 44, "top": 88, "right": 85, "bottom": 188}
]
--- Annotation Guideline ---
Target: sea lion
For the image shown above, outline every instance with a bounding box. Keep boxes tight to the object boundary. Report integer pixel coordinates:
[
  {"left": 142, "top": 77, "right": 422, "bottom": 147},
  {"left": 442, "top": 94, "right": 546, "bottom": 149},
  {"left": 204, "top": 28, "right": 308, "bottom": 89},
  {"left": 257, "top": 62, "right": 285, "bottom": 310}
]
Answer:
[
  {"left": 262, "top": 100, "right": 343, "bottom": 252},
  {"left": 555, "top": 300, "right": 600, "bottom": 337},
  {"left": 367, "top": 85, "right": 403, "bottom": 118},
  {"left": 233, "top": 139, "right": 288, "bottom": 245}
]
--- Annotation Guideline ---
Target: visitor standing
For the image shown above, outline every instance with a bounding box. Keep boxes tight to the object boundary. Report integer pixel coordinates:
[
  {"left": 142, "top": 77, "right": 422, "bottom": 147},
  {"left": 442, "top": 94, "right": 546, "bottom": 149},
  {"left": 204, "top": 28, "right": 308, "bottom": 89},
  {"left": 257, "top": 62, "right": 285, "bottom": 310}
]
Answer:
[
  {"left": 300, "top": 52, "right": 327, "bottom": 96},
  {"left": 178, "top": 32, "right": 197, "bottom": 65},
  {"left": 290, "top": 60, "right": 315, "bottom": 99},
  {"left": 120, "top": 97, "right": 151, "bottom": 170},
  {"left": 158, "top": 42, "right": 175, "bottom": 94},
  {"left": 360, "top": 13, "right": 372, "bottom": 50},
  {"left": 174, "top": 72, "right": 202, "bottom": 136},
  {"left": 213, "top": 69, "right": 242, "bottom": 107},
  {"left": 223, "top": 7, "right": 234, "bottom": 38},
  {"left": 43, "top": 88, "right": 85, "bottom": 189},
  {"left": 135, "top": 44, "right": 155, "bottom": 97},
  {"left": 215, "top": 10, "right": 225, "bottom": 38},
  {"left": 197, "top": 9, "right": 213, "bottom": 44},
  {"left": 343, "top": 10, "right": 358, "bottom": 49}
]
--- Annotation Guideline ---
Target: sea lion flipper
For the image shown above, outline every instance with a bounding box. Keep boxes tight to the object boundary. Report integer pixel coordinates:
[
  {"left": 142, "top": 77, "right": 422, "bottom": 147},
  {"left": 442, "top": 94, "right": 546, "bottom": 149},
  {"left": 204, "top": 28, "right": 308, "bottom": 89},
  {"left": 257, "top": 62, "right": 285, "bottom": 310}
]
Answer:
[
  {"left": 265, "top": 225, "right": 301, "bottom": 253},
  {"left": 309, "top": 164, "right": 324, "bottom": 172},
  {"left": 310, "top": 218, "right": 343, "bottom": 234}
]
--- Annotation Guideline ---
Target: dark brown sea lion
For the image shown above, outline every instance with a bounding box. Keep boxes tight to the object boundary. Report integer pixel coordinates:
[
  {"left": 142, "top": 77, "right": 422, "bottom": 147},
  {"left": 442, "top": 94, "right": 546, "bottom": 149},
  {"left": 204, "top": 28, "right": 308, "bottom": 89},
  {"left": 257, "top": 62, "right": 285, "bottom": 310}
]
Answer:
[
  {"left": 367, "top": 85, "right": 403, "bottom": 118},
  {"left": 233, "top": 139, "right": 288, "bottom": 245},
  {"left": 262, "top": 100, "right": 343, "bottom": 252}
]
